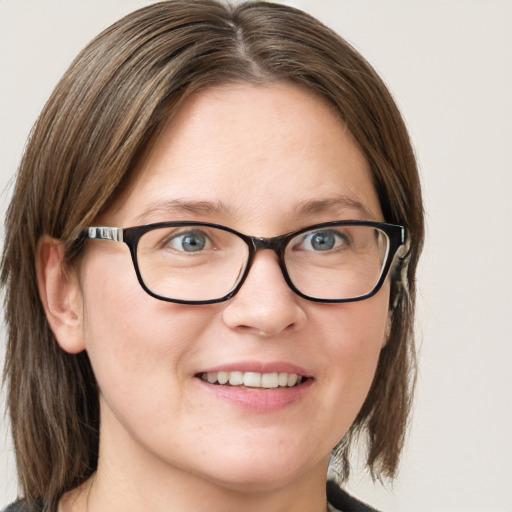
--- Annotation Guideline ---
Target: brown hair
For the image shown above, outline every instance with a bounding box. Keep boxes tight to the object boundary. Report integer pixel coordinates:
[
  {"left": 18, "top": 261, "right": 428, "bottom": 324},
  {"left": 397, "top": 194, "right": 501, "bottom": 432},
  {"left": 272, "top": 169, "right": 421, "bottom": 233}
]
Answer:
[{"left": 1, "top": 1, "right": 423, "bottom": 509}]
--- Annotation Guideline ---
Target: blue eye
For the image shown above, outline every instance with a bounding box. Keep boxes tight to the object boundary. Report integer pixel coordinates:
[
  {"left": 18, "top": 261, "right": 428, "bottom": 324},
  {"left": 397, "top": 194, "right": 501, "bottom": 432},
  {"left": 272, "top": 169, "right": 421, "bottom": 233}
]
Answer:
[
  {"left": 308, "top": 231, "right": 335, "bottom": 251},
  {"left": 300, "top": 229, "right": 348, "bottom": 252},
  {"left": 167, "top": 231, "right": 208, "bottom": 252}
]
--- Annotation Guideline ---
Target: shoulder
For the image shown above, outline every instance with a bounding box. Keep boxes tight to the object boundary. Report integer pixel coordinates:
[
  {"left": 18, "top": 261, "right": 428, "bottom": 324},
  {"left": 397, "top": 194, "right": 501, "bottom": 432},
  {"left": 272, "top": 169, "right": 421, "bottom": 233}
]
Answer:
[
  {"left": 2, "top": 502, "right": 22, "bottom": 512},
  {"left": 327, "top": 480, "right": 382, "bottom": 512},
  {"left": 2, "top": 500, "right": 43, "bottom": 512},
  {"left": 2, "top": 503, "right": 21, "bottom": 512}
]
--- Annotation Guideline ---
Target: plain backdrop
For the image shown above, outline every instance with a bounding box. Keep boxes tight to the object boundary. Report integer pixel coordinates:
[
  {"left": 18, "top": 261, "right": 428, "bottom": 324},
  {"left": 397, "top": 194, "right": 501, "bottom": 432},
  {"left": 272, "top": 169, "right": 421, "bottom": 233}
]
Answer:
[{"left": 1, "top": 1, "right": 511, "bottom": 511}]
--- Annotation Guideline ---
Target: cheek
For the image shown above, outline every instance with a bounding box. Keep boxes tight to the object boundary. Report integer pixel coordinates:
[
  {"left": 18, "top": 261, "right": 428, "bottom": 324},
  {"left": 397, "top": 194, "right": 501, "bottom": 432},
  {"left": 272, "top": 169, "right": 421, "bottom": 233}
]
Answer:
[
  {"left": 80, "top": 284, "right": 219, "bottom": 448},
  {"left": 78, "top": 252, "right": 206, "bottom": 400},
  {"left": 317, "top": 289, "right": 389, "bottom": 426}
]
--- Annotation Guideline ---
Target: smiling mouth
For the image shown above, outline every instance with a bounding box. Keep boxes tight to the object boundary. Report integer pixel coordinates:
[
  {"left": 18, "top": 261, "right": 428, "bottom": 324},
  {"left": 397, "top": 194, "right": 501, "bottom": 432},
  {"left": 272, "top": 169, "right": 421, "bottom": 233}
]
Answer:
[{"left": 198, "top": 371, "right": 306, "bottom": 389}]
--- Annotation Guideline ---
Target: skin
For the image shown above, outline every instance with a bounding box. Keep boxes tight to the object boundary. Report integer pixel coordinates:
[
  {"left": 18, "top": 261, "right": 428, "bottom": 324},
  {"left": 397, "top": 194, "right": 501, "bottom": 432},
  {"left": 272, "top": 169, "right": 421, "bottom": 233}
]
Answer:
[{"left": 40, "top": 82, "right": 391, "bottom": 512}]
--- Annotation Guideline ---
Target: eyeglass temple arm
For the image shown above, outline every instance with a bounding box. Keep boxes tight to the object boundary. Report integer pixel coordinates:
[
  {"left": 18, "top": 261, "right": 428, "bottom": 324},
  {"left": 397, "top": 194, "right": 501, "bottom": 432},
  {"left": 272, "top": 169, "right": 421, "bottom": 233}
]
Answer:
[
  {"left": 390, "top": 237, "right": 411, "bottom": 311},
  {"left": 86, "top": 226, "right": 124, "bottom": 242}
]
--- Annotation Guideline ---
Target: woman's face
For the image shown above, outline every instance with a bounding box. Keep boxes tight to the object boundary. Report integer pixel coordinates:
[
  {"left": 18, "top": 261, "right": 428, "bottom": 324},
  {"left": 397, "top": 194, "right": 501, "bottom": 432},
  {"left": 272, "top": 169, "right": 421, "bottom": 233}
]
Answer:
[{"left": 75, "top": 83, "right": 390, "bottom": 491}]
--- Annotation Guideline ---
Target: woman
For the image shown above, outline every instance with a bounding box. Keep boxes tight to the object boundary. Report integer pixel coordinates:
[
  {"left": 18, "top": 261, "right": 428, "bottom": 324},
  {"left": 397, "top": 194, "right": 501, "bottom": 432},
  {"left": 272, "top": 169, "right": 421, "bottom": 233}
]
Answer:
[{"left": 1, "top": 1, "right": 423, "bottom": 511}]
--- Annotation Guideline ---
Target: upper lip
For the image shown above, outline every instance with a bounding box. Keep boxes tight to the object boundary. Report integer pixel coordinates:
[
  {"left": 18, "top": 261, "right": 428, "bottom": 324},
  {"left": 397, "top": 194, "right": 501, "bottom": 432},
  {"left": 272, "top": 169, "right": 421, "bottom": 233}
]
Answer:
[{"left": 198, "top": 361, "right": 311, "bottom": 377}]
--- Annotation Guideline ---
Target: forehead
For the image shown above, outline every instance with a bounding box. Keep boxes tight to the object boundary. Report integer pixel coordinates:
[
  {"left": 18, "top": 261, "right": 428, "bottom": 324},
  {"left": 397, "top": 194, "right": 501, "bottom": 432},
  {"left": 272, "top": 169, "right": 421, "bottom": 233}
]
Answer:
[{"left": 105, "top": 82, "right": 382, "bottom": 231}]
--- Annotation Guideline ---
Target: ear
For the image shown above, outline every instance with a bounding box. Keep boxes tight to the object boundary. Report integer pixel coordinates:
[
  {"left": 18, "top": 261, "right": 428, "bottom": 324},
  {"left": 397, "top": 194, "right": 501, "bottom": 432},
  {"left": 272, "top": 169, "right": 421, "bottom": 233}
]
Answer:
[{"left": 36, "top": 235, "right": 86, "bottom": 354}]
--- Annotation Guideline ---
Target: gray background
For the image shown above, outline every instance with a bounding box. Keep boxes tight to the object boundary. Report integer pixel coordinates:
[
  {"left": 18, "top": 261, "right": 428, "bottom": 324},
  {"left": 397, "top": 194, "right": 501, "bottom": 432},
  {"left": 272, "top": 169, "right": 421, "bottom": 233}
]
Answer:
[{"left": 1, "top": 1, "right": 511, "bottom": 510}]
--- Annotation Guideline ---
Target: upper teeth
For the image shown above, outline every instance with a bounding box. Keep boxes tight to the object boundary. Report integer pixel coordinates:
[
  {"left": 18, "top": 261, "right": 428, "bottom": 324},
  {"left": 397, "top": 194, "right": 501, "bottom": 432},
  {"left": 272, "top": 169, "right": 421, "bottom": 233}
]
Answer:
[{"left": 201, "top": 371, "right": 302, "bottom": 388}]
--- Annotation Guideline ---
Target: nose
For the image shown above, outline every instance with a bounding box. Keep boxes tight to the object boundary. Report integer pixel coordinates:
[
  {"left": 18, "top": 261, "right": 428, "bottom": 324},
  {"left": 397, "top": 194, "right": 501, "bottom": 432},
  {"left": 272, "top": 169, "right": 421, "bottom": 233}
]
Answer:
[{"left": 221, "top": 250, "right": 307, "bottom": 337}]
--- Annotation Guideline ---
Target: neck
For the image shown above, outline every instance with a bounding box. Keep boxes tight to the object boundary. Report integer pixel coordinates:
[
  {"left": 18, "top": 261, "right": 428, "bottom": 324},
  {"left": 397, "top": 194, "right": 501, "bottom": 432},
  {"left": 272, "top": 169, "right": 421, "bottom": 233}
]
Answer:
[
  {"left": 61, "top": 398, "right": 332, "bottom": 512},
  {"left": 84, "top": 465, "right": 329, "bottom": 512},
  {"left": 62, "top": 425, "right": 330, "bottom": 512}
]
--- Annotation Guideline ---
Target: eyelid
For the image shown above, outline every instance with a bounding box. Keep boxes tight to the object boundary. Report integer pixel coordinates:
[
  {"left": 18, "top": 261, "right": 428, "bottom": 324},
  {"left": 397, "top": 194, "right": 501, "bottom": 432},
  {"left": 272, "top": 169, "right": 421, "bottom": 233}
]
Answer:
[
  {"left": 290, "top": 227, "right": 346, "bottom": 251},
  {"left": 304, "top": 227, "right": 349, "bottom": 239},
  {"left": 160, "top": 228, "right": 211, "bottom": 251}
]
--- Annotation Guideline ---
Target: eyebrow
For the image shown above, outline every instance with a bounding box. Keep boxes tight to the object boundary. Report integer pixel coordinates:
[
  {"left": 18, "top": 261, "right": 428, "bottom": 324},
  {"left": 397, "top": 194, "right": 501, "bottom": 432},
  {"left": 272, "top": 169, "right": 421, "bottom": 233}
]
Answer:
[
  {"left": 133, "top": 195, "right": 376, "bottom": 225},
  {"left": 292, "top": 197, "right": 377, "bottom": 219},
  {"left": 133, "top": 199, "right": 238, "bottom": 224}
]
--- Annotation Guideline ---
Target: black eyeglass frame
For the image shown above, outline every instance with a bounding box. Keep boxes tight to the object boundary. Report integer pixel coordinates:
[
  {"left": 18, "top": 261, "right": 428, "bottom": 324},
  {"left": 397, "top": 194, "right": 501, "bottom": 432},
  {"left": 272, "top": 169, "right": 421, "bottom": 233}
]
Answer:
[{"left": 80, "top": 220, "right": 407, "bottom": 305}]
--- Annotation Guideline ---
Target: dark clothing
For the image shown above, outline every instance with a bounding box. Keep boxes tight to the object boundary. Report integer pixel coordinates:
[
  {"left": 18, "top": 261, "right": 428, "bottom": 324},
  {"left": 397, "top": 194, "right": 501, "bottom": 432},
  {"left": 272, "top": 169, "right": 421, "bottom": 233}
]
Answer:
[
  {"left": 327, "top": 480, "right": 381, "bottom": 511},
  {"left": 2, "top": 501, "right": 41, "bottom": 512},
  {"left": 3, "top": 480, "right": 380, "bottom": 512}
]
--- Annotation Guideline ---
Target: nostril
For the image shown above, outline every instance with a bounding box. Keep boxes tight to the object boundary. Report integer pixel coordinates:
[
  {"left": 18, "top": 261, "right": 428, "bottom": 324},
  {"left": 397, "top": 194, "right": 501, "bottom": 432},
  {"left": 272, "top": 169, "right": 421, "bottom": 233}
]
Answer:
[{"left": 222, "top": 298, "right": 305, "bottom": 337}]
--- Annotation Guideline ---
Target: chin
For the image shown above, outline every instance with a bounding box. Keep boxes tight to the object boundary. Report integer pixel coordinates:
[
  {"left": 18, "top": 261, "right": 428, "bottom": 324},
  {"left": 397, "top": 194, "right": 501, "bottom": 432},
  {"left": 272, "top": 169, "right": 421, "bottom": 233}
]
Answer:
[
  {"left": 206, "top": 467, "right": 305, "bottom": 494},
  {"left": 194, "top": 449, "right": 327, "bottom": 494}
]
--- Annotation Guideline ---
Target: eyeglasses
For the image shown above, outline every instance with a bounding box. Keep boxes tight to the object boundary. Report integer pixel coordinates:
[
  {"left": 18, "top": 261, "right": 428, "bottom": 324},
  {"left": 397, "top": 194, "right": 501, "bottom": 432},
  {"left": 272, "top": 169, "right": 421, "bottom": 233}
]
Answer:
[{"left": 80, "top": 220, "right": 407, "bottom": 304}]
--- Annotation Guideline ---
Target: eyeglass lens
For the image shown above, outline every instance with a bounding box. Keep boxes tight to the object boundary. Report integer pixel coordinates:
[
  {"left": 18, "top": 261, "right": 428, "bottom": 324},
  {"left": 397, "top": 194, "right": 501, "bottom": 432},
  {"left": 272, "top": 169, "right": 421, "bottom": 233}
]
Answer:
[{"left": 135, "top": 224, "right": 390, "bottom": 302}]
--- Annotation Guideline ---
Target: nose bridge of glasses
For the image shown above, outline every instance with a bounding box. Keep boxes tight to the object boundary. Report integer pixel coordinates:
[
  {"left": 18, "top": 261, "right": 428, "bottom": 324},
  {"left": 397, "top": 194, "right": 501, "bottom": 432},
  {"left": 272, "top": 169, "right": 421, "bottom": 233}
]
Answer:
[
  {"left": 240, "top": 236, "right": 291, "bottom": 296},
  {"left": 245, "top": 236, "right": 289, "bottom": 282},
  {"left": 250, "top": 235, "right": 287, "bottom": 256}
]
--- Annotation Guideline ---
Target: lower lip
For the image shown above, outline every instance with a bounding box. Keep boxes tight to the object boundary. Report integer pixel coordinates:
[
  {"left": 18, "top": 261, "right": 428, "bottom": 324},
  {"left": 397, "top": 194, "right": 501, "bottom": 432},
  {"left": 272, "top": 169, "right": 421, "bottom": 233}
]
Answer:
[{"left": 197, "top": 378, "right": 313, "bottom": 412}]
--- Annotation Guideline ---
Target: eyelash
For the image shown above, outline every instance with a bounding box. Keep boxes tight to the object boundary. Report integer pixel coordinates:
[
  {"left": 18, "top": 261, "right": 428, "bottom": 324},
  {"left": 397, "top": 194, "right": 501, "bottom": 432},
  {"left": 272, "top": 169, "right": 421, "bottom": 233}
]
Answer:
[{"left": 160, "top": 230, "right": 212, "bottom": 252}]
